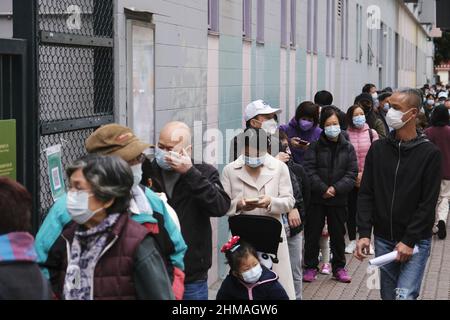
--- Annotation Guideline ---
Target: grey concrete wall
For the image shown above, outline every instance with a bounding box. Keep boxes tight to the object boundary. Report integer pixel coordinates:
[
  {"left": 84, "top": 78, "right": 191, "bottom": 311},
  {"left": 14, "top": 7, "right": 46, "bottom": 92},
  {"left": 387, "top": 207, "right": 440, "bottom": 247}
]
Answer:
[
  {"left": 114, "top": 0, "right": 209, "bottom": 135},
  {"left": 0, "top": 0, "right": 13, "bottom": 38}
]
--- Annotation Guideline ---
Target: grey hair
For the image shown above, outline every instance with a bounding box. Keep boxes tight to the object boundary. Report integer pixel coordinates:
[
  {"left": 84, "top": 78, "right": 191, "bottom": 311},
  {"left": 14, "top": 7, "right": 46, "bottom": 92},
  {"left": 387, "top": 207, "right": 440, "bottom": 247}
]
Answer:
[
  {"left": 66, "top": 154, "right": 133, "bottom": 214},
  {"left": 397, "top": 88, "right": 423, "bottom": 110}
]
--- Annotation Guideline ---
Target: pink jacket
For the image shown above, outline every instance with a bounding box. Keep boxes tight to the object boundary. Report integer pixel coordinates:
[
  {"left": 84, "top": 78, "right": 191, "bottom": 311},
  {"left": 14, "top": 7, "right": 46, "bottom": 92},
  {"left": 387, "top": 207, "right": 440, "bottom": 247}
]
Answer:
[{"left": 347, "top": 124, "right": 379, "bottom": 173}]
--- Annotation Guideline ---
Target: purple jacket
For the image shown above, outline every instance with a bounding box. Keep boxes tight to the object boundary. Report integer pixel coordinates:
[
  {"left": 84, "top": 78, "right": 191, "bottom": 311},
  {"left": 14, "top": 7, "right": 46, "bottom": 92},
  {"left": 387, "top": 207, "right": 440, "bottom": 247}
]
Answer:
[{"left": 279, "top": 117, "right": 322, "bottom": 164}]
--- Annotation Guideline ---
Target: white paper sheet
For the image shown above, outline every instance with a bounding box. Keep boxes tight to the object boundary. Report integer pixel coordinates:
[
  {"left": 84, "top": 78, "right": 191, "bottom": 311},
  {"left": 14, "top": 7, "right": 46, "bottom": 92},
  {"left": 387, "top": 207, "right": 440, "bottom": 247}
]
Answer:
[{"left": 369, "top": 246, "right": 419, "bottom": 267}]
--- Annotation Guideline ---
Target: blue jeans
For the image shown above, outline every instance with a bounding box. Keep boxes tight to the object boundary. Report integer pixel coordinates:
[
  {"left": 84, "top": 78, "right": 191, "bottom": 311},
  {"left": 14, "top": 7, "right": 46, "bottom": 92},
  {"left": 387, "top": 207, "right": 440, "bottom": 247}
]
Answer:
[
  {"left": 183, "top": 280, "right": 208, "bottom": 300},
  {"left": 375, "top": 236, "right": 431, "bottom": 300}
]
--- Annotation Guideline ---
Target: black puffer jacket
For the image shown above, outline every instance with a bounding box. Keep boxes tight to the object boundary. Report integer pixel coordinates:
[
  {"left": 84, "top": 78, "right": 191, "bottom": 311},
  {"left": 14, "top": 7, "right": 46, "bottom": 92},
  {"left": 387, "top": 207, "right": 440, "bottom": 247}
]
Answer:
[
  {"left": 303, "top": 133, "right": 358, "bottom": 206},
  {"left": 286, "top": 160, "right": 310, "bottom": 235}
]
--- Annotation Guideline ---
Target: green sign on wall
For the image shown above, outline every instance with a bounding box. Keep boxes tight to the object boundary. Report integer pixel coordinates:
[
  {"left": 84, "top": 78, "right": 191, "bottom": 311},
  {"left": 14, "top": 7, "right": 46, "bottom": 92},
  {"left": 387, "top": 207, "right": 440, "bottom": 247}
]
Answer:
[{"left": 0, "top": 120, "right": 17, "bottom": 180}]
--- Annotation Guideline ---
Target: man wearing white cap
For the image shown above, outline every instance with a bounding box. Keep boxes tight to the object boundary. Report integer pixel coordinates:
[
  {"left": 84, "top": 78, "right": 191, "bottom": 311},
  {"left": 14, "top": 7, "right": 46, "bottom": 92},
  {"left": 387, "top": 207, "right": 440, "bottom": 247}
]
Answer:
[
  {"left": 230, "top": 100, "right": 282, "bottom": 161},
  {"left": 436, "top": 91, "right": 448, "bottom": 108}
]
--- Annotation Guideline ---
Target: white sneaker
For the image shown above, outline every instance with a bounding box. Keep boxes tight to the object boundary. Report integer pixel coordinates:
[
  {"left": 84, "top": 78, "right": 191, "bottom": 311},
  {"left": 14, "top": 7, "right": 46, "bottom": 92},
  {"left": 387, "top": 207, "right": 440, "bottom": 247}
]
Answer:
[
  {"left": 345, "top": 240, "right": 357, "bottom": 254},
  {"left": 369, "top": 244, "right": 375, "bottom": 255}
]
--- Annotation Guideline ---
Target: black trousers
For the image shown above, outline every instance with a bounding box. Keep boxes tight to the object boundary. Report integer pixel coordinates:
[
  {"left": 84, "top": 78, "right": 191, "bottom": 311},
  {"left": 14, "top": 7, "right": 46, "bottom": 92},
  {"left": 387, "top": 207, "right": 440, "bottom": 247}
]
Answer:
[
  {"left": 347, "top": 187, "right": 359, "bottom": 241},
  {"left": 304, "top": 204, "right": 347, "bottom": 272}
]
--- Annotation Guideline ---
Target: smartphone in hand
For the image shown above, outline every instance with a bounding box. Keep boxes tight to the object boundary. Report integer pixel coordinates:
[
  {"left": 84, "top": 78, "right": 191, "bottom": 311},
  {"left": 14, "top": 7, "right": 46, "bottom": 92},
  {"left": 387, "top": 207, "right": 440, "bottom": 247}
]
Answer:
[
  {"left": 244, "top": 198, "right": 260, "bottom": 204},
  {"left": 291, "top": 137, "right": 310, "bottom": 147}
]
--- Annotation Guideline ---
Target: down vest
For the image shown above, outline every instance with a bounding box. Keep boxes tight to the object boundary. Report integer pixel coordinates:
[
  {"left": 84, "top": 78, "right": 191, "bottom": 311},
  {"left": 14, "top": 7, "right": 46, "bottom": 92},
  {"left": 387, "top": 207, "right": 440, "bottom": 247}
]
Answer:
[
  {"left": 303, "top": 133, "right": 358, "bottom": 206},
  {"left": 347, "top": 124, "right": 379, "bottom": 173},
  {"left": 46, "top": 213, "right": 174, "bottom": 300}
]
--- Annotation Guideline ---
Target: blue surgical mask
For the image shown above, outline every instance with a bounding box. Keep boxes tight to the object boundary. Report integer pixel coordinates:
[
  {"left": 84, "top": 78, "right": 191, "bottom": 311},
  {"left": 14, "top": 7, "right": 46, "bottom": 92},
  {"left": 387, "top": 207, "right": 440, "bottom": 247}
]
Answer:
[
  {"left": 383, "top": 103, "right": 390, "bottom": 112},
  {"left": 155, "top": 147, "right": 173, "bottom": 171},
  {"left": 324, "top": 125, "right": 341, "bottom": 139},
  {"left": 352, "top": 115, "right": 366, "bottom": 128},
  {"left": 244, "top": 155, "right": 266, "bottom": 168}
]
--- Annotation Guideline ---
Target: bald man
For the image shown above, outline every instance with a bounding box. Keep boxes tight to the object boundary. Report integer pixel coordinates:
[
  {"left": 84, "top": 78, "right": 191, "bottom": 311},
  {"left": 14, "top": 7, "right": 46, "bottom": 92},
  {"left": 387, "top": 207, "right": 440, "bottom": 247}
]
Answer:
[
  {"left": 355, "top": 89, "right": 441, "bottom": 300},
  {"left": 141, "top": 121, "right": 231, "bottom": 300}
]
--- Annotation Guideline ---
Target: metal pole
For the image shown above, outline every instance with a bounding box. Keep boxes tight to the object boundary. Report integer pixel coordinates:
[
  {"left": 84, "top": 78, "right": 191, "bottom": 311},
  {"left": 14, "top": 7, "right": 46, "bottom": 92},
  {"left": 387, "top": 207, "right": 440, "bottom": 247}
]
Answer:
[{"left": 13, "top": 0, "right": 40, "bottom": 235}]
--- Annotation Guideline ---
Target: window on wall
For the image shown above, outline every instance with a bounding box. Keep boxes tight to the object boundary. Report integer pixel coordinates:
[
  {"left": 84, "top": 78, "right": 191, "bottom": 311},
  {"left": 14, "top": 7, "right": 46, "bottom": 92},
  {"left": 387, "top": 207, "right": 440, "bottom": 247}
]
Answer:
[
  {"left": 356, "top": 3, "right": 363, "bottom": 63},
  {"left": 378, "top": 22, "right": 385, "bottom": 66},
  {"left": 340, "top": 0, "right": 349, "bottom": 59},
  {"left": 290, "top": 0, "right": 297, "bottom": 47},
  {"left": 281, "top": 0, "right": 288, "bottom": 47},
  {"left": 208, "top": 0, "right": 219, "bottom": 33},
  {"left": 257, "top": 0, "right": 265, "bottom": 43},
  {"left": 307, "top": 0, "right": 318, "bottom": 53},
  {"left": 367, "top": 11, "right": 374, "bottom": 65},
  {"left": 326, "top": 0, "right": 336, "bottom": 57},
  {"left": 243, "top": 0, "right": 252, "bottom": 40}
]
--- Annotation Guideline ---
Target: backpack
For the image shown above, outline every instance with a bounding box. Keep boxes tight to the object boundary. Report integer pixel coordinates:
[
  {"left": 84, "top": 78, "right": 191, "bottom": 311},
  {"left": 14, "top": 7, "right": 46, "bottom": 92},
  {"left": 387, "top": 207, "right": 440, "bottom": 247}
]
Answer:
[{"left": 228, "top": 215, "right": 282, "bottom": 265}]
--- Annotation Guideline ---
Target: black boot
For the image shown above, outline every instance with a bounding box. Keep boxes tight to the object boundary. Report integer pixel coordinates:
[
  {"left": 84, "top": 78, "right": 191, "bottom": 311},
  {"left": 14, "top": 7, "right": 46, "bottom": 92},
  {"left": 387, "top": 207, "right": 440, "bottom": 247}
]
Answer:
[{"left": 437, "top": 220, "right": 447, "bottom": 240}]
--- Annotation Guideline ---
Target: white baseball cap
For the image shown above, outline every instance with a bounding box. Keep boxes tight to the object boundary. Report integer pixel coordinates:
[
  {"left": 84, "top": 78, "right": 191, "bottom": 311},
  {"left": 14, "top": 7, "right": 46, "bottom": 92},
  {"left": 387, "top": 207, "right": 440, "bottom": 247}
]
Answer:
[
  {"left": 244, "top": 100, "right": 282, "bottom": 122},
  {"left": 438, "top": 91, "right": 448, "bottom": 99}
]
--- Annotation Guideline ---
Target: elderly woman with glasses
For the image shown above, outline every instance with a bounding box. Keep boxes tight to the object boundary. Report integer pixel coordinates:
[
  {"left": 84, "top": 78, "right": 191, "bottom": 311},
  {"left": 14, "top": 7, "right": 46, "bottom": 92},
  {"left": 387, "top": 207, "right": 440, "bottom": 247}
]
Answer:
[{"left": 46, "top": 154, "right": 174, "bottom": 300}]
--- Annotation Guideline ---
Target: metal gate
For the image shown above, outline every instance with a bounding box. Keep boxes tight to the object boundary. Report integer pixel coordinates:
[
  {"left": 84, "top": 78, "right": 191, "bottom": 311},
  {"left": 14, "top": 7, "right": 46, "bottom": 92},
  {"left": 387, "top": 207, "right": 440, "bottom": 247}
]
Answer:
[
  {"left": 0, "top": 38, "right": 30, "bottom": 210},
  {"left": 13, "top": 0, "right": 115, "bottom": 229}
]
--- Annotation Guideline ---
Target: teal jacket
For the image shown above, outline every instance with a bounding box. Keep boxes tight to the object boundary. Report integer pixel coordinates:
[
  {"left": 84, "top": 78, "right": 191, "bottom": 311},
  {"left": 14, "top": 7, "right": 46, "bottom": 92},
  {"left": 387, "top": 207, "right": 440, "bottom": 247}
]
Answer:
[{"left": 35, "top": 187, "right": 187, "bottom": 279}]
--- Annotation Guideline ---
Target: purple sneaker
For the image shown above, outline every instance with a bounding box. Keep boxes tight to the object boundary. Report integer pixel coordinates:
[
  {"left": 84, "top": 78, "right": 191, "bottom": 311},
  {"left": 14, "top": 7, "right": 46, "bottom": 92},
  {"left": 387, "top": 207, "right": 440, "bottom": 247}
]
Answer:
[
  {"left": 333, "top": 268, "right": 352, "bottom": 283},
  {"left": 303, "top": 268, "right": 318, "bottom": 282}
]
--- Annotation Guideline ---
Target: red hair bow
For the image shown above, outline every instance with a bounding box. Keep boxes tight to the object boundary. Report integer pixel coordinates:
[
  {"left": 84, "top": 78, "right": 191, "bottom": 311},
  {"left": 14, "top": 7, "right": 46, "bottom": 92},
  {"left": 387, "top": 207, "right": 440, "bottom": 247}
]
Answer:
[{"left": 221, "top": 236, "right": 241, "bottom": 253}]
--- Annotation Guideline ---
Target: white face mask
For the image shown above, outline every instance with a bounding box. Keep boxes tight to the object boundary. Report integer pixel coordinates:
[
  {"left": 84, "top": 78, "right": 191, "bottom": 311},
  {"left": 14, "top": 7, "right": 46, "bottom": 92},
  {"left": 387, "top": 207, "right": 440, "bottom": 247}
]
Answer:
[
  {"left": 241, "top": 263, "right": 263, "bottom": 284},
  {"left": 372, "top": 92, "right": 378, "bottom": 100},
  {"left": 261, "top": 119, "right": 278, "bottom": 135},
  {"left": 67, "top": 191, "right": 103, "bottom": 225},
  {"left": 130, "top": 164, "right": 143, "bottom": 188},
  {"left": 385, "top": 108, "right": 413, "bottom": 130}
]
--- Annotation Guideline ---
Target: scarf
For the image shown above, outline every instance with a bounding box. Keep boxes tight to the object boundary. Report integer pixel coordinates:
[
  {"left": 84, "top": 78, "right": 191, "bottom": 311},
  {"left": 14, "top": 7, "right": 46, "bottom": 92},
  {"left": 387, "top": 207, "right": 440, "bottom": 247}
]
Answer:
[{"left": 63, "top": 213, "right": 120, "bottom": 300}]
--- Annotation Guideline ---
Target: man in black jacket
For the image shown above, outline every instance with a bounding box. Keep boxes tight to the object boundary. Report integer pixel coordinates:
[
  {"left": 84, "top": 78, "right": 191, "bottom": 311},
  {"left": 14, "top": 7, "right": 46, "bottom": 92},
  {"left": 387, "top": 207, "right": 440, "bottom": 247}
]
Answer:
[
  {"left": 141, "top": 121, "right": 231, "bottom": 300},
  {"left": 355, "top": 89, "right": 442, "bottom": 300}
]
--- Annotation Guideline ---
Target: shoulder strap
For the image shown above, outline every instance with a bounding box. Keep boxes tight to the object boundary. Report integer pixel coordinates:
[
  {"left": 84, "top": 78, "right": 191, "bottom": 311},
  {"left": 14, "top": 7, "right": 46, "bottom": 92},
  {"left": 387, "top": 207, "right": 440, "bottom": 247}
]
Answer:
[{"left": 368, "top": 129, "right": 373, "bottom": 144}]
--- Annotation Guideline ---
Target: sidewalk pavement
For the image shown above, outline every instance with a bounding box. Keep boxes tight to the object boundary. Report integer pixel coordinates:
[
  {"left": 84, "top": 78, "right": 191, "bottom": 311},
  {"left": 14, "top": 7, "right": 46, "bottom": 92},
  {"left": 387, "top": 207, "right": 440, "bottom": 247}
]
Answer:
[{"left": 209, "top": 224, "right": 450, "bottom": 300}]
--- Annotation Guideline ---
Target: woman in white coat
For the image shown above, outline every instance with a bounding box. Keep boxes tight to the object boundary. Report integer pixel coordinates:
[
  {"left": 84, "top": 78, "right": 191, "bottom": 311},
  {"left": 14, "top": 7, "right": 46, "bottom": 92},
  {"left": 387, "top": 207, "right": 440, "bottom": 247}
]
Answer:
[{"left": 221, "top": 128, "right": 296, "bottom": 300}]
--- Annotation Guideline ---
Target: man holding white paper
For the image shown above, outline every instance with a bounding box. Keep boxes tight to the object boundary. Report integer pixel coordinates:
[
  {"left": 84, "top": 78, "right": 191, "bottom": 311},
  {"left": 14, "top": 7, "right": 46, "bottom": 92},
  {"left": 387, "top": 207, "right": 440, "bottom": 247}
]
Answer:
[{"left": 355, "top": 89, "right": 442, "bottom": 300}]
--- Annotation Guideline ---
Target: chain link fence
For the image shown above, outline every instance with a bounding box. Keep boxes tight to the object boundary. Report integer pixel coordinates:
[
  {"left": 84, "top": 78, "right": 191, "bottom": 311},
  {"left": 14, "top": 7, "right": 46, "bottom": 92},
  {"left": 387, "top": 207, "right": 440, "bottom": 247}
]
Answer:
[{"left": 37, "top": 0, "right": 114, "bottom": 222}]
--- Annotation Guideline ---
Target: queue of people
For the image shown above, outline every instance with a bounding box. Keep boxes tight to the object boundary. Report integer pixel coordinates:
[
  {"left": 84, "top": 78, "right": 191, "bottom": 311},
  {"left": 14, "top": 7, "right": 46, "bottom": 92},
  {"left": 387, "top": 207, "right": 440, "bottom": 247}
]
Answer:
[{"left": 0, "top": 83, "right": 447, "bottom": 301}]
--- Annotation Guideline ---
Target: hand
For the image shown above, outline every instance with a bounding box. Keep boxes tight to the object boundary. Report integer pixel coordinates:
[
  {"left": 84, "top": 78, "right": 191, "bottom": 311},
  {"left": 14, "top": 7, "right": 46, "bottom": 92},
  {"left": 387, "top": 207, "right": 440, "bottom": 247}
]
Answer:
[
  {"left": 276, "top": 152, "right": 290, "bottom": 163},
  {"left": 290, "top": 137, "right": 309, "bottom": 150},
  {"left": 328, "top": 186, "right": 336, "bottom": 196},
  {"left": 395, "top": 242, "right": 414, "bottom": 263},
  {"left": 288, "top": 208, "right": 301, "bottom": 228},
  {"left": 165, "top": 148, "right": 193, "bottom": 174},
  {"left": 256, "top": 195, "right": 272, "bottom": 209},
  {"left": 355, "top": 172, "right": 363, "bottom": 188},
  {"left": 236, "top": 199, "right": 259, "bottom": 212},
  {"left": 354, "top": 238, "right": 371, "bottom": 261},
  {"left": 322, "top": 186, "right": 336, "bottom": 199}
]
